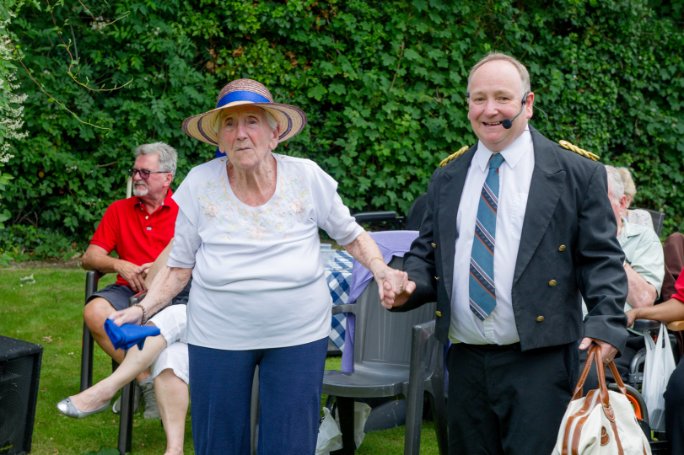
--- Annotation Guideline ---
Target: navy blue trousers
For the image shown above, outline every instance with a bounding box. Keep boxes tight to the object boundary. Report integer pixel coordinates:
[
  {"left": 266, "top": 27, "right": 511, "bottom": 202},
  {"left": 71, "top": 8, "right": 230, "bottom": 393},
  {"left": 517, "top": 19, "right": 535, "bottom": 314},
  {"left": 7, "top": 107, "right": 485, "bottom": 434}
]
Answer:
[{"left": 189, "top": 337, "right": 328, "bottom": 455}]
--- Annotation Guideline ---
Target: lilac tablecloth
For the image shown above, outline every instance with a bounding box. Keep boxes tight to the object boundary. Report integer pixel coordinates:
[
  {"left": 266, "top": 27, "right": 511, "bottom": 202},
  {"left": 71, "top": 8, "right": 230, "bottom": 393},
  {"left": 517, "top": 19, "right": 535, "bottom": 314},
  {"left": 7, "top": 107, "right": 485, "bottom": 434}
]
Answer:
[{"left": 342, "top": 230, "right": 419, "bottom": 372}]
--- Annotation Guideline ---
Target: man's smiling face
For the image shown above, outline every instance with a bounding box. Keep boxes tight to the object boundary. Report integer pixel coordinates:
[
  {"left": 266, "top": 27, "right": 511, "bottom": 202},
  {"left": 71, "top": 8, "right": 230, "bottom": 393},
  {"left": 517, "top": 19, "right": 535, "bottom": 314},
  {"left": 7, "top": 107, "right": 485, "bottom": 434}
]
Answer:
[{"left": 467, "top": 59, "right": 534, "bottom": 152}]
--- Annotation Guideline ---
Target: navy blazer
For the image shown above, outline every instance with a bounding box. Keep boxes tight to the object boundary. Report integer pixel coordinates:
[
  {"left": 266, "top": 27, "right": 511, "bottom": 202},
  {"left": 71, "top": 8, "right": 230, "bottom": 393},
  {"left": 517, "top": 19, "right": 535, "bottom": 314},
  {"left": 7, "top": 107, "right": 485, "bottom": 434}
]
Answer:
[{"left": 401, "top": 127, "right": 629, "bottom": 353}]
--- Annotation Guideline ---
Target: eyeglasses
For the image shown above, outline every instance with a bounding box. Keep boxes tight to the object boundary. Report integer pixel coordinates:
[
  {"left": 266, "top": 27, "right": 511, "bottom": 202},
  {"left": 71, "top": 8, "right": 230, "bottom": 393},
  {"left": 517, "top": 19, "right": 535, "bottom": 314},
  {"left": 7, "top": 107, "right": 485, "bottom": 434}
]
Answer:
[{"left": 128, "top": 168, "right": 170, "bottom": 180}]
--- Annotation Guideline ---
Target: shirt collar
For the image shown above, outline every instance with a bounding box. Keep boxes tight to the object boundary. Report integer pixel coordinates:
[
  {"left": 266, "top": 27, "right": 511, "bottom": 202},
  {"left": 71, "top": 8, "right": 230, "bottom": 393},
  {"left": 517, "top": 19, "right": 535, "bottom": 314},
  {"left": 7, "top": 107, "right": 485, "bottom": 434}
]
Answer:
[
  {"left": 619, "top": 218, "right": 642, "bottom": 241},
  {"left": 474, "top": 128, "right": 533, "bottom": 172},
  {"left": 135, "top": 189, "right": 174, "bottom": 210}
]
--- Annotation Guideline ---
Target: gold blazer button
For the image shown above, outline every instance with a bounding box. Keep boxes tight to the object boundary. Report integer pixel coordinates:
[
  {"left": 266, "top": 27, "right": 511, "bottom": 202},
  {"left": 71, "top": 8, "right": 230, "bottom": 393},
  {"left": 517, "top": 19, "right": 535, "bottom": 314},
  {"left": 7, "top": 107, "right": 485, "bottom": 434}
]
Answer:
[
  {"left": 558, "top": 244, "right": 567, "bottom": 252},
  {"left": 434, "top": 275, "right": 440, "bottom": 281},
  {"left": 536, "top": 315, "right": 545, "bottom": 322},
  {"left": 548, "top": 279, "right": 558, "bottom": 287},
  {"left": 435, "top": 310, "right": 442, "bottom": 318},
  {"left": 431, "top": 242, "right": 437, "bottom": 249}
]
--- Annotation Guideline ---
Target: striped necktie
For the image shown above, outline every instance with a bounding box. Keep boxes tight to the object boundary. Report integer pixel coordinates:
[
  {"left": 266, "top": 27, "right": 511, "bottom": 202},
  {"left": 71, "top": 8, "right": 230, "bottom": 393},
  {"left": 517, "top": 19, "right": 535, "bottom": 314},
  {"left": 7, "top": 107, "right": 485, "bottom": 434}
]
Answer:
[{"left": 469, "top": 153, "right": 505, "bottom": 320}]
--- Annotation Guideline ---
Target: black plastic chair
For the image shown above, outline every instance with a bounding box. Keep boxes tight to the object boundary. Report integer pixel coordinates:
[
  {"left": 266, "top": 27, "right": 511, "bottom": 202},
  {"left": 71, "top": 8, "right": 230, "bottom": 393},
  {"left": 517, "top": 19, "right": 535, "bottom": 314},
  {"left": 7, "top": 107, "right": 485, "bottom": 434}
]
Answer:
[
  {"left": 640, "top": 208, "right": 665, "bottom": 236},
  {"left": 352, "top": 210, "right": 405, "bottom": 231},
  {"left": 404, "top": 319, "right": 448, "bottom": 455},
  {"left": 80, "top": 270, "right": 135, "bottom": 455},
  {"left": 322, "top": 256, "right": 447, "bottom": 455}
]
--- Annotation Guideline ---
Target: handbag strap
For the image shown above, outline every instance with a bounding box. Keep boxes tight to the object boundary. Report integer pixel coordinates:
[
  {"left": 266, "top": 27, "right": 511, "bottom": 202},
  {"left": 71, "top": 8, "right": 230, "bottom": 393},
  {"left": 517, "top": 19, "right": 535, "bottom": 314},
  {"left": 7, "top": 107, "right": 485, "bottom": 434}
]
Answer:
[
  {"left": 608, "top": 358, "right": 627, "bottom": 395},
  {"left": 572, "top": 345, "right": 627, "bottom": 400},
  {"left": 591, "top": 347, "right": 611, "bottom": 408},
  {"left": 571, "top": 345, "right": 626, "bottom": 455},
  {"left": 571, "top": 347, "right": 596, "bottom": 399}
]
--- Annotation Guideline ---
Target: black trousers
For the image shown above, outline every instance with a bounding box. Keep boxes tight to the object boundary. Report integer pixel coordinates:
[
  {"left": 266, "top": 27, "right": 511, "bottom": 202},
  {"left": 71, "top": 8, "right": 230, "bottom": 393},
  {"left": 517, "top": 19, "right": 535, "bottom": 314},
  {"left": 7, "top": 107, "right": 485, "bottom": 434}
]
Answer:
[
  {"left": 446, "top": 342, "right": 578, "bottom": 455},
  {"left": 665, "top": 358, "right": 684, "bottom": 454}
]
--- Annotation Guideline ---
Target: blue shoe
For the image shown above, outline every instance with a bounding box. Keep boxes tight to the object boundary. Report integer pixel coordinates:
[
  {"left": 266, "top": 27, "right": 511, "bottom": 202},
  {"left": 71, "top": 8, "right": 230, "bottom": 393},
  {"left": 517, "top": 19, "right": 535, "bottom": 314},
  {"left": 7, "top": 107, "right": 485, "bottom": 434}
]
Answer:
[{"left": 57, "top": 397, "right": 109, "bottom": 419}]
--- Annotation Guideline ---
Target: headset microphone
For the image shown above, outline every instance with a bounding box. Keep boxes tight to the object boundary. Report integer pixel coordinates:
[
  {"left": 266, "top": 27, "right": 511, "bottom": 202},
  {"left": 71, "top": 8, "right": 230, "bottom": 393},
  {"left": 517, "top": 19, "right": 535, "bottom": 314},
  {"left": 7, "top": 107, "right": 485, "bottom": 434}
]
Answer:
[
  {"left": 501, "top": 94, "right": 528, "bottom": 129},
  {"left": 502, "top": 103, "right": 525, "bottom": 129}
]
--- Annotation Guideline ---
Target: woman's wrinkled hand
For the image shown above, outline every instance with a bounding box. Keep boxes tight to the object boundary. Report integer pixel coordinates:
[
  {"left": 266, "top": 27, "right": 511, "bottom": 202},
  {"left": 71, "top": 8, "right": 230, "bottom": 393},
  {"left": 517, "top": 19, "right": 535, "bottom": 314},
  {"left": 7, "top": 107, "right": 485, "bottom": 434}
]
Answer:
[
  {"left": 108, "top": 305, "right": 144, "bottom": 326},
  {"left": 376, "top": 267, "right": 416, "bottom": 309}
]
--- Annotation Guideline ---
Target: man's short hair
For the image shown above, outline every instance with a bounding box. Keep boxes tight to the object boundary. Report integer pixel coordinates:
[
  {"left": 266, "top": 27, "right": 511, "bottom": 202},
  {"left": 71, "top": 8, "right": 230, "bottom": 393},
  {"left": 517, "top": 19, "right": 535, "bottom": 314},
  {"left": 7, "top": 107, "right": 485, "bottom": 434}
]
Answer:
[
  {"left": 605, "top": 165, "right": 625, "bottom": 201},
  {"left": 467, "top": 52, "right": 531, "bottom": 96},
  {"left": 135, "top": 142, "right": 177, "bottom": 175}
]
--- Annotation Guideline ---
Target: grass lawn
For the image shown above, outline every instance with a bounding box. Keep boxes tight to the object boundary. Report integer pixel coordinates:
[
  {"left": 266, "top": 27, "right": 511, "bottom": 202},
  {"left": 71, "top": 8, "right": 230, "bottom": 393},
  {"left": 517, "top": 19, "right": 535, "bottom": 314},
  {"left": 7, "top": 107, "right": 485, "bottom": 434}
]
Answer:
[{"left": 0, "top": 266, "right": 441, "bottom": 454}]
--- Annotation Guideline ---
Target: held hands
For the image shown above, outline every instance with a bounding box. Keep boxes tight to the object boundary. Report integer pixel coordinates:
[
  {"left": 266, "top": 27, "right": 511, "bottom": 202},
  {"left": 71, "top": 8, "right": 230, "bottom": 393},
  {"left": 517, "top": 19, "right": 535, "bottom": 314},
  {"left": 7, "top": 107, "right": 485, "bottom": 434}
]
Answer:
[
  {"left": 371, "top": 264, "right": 416, "bottom": 309},
  {"left": 578, "top": 337, "right": 618, "bottom": 364},
  {"left": 380, "top": 277, "right": 416, "bottom": 309}
]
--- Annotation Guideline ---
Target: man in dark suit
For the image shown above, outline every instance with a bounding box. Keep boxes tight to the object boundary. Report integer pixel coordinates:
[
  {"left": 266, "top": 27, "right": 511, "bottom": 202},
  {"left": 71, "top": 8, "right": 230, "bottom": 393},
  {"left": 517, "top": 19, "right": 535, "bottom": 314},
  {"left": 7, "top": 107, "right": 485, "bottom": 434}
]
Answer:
[{"left": 383, "top": 52, "right": 629, "bottom": 454}]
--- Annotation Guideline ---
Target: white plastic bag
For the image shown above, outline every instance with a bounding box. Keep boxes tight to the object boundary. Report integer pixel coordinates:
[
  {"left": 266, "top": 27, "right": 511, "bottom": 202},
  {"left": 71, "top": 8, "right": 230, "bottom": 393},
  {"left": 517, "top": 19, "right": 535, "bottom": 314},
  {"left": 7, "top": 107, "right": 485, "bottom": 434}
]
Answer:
[
  {"left": 642, "top": 322, "right": 676, "bottom": 432},
  {"left": 347, "top": 402, "right": 371, "bottom": 448},
  {"left": 315, "top": 407, "right": 342, "bottom": 455},
  {"left": 320, "top": 401, "right": 372, "bottom": 451}
]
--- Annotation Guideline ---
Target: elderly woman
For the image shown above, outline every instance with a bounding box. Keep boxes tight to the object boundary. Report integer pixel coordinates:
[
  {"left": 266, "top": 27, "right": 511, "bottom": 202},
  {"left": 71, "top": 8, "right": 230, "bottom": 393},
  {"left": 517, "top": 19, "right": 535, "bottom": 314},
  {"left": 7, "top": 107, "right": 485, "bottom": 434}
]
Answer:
[{"left": 111, "top": 78, "right": 408, "bottom": 454}]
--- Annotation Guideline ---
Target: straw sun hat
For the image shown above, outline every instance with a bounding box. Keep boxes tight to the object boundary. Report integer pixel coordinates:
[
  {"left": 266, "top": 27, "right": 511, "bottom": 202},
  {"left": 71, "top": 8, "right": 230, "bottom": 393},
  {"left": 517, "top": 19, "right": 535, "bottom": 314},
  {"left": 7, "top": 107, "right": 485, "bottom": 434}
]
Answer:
[{"left": 182, "top": 79, "right": 307, "bottom": 146}]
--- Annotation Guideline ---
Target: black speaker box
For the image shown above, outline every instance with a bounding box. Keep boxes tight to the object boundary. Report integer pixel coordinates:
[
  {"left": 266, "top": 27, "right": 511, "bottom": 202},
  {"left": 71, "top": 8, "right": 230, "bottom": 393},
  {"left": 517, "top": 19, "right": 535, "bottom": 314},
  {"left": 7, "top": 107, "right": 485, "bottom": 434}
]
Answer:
[{"left": 0, "top": 336, "right": 42, "bottom": 455}]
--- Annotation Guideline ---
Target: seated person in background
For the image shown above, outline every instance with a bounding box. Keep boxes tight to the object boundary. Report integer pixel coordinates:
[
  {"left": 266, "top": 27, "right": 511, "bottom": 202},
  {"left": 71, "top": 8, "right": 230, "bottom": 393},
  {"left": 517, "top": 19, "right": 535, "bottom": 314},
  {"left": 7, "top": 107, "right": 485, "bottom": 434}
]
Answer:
[
  {"left": 582, "top": 166, "right": 664, "bottom": 386},
  {"left": 627, "top": 267, "right": 684, "bottom": 455},
  {"left": 662, "top": 233, "right": 684, "bottom": 301},
  {"left": 617, "top": 166, "right": 656, "bottom": 229},
  {"left": 59, "top": 242, "right": 190, "bottom": 455},
  {"left": 608, "top": 165, "right": 664, "bottom": 312},
  {"left": 81, "top": 142, "right": 188, "bottom": 418}
]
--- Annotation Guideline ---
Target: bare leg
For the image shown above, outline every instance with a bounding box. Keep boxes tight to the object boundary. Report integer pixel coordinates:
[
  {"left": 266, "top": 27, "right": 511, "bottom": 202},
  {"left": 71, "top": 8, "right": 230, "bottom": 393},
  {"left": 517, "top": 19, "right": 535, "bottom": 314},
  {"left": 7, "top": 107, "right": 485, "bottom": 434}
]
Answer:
[
  {"left": 68, "top": 335, "right": 167, "bottom": 412},
  {"left": 84, "top": 297, "right": 126, "bottom": 363},
  {"left": 84, "top": 297, "right": 152, "bottom": 384},
  {"left": 155, "top": 369, "right": 189, "bottom": 455},
  {"left": 82, "top": 241, "right": 173, "bottom": 382}
]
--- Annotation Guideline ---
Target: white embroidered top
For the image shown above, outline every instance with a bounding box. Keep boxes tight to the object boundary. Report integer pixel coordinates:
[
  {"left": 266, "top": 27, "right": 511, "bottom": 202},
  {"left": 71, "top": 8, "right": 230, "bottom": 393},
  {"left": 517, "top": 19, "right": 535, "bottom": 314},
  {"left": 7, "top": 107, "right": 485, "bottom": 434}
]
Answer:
[{"left": 168, "top": 154, "right": 363, "bottom": 349}]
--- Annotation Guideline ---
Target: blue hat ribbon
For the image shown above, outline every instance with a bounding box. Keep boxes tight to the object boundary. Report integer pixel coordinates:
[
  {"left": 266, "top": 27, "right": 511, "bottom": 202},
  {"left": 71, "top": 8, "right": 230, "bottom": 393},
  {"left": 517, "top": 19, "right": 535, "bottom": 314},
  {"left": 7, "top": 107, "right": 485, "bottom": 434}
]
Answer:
[{"left": 216, "top": 90, "right": 270, "bottom": 108}]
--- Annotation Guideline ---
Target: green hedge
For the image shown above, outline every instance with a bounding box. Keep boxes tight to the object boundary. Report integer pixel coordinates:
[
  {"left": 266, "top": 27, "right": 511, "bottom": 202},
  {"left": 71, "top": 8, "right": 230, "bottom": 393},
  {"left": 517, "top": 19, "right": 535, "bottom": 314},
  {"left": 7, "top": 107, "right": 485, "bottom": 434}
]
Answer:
[{"left": 3, "top": 0, "right": 683, "bottom": 260}]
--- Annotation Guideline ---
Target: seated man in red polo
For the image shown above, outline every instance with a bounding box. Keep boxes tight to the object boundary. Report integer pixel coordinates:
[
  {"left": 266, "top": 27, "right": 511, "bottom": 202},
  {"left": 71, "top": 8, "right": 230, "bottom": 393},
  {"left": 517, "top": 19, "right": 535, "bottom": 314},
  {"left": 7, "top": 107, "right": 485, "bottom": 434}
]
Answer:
[{"left": 82, "top": 142, "right": 188, "bottom": 418}]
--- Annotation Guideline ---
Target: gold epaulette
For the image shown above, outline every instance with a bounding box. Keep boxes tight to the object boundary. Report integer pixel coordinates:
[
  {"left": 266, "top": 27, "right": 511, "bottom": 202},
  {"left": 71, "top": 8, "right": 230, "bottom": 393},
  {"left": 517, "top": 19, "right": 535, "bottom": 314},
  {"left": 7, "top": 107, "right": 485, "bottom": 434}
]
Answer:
[
  {"left": 439, "top": 145, "right": 470, "bottom": 167},
  {"left": 558, "top": 140, "right": 600, "bottom": 161}
]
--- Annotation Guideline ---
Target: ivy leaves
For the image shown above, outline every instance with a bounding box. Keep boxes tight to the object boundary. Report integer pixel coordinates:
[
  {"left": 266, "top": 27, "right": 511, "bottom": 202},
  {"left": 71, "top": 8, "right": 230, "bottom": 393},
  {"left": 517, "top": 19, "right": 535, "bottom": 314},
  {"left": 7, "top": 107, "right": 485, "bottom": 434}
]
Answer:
[{"left": 3, "top": 0, "right": 683, "bottom": 260}]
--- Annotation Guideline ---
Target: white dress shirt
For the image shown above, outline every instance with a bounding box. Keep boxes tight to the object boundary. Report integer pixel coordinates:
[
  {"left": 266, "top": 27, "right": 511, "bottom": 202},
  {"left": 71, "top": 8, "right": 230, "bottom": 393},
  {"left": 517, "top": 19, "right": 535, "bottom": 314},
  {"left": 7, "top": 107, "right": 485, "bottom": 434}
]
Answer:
[{"left": 449, "top": 129, "right": 535, "bottom": 345}]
